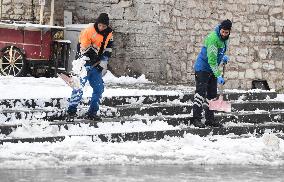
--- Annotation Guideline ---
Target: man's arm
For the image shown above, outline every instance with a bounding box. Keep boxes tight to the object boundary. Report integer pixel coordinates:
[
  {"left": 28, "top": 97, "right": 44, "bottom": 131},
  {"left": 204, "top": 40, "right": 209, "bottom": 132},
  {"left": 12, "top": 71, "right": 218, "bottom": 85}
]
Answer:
[
  {"left": 99, "top": 32, "right": 113, "bottom": 76},
  {"left": 101, "top": 32, "right": 113, "bottom": 61},
  {"left": 207, "top": 38, "right": 221, "bottom": 78}
]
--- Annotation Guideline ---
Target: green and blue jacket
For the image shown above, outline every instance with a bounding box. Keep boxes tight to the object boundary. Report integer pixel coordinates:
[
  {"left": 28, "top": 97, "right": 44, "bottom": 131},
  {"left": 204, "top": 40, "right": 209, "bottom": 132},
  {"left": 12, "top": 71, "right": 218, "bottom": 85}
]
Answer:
[{"left": 194, "top": 25, "right": 228, "bottom": 77}]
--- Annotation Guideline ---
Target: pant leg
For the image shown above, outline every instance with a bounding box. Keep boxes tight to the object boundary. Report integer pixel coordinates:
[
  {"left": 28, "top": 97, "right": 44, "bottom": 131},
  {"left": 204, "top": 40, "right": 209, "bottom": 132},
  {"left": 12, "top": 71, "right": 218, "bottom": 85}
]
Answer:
[
  {"left": 204, "top": 73, "right": 217, "bottom": 121},
  {"left": 67, "top": 76, "right": 88, "bottom": 113},
  {"left": 193, "top": 71, "right": 210, "bottom": 120},
  {"left": 87, "top": 67, "right": 104, "bottom": 115}
]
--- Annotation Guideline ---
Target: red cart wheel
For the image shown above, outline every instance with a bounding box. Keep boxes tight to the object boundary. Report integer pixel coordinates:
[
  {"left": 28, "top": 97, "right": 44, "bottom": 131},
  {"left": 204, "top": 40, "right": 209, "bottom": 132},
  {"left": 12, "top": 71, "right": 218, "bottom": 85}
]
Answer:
[{"left": 0, "top": 46, "right": 26, "bottom": 76}]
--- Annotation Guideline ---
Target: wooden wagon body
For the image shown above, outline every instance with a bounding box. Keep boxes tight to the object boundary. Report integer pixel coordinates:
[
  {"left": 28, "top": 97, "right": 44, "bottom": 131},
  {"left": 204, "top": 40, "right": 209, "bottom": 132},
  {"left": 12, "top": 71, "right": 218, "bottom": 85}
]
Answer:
[{"left": 0, "top": 21, "right": 70, "bottom": 77}]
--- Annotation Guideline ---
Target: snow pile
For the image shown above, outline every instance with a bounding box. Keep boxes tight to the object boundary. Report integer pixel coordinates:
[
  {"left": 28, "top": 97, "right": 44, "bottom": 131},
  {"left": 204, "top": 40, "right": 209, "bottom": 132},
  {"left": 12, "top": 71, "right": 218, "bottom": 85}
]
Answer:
[
  {"left": 262, "top": 133, "right": 280, "bottom": 151},
  {"left": 71, "top": 56, "right": 88, "bottom": 78},
  {"left": 0, "top": 133, "right": 283, "bottom": 169},
  {"left": 0, "top": 72, "right": 155, "bottom": 99},
  {"left": 103, "top": 71, "right": 152, "bottom": 84},
  {"left": 2, "top": 119, "right": 177, "bottom": 139}
]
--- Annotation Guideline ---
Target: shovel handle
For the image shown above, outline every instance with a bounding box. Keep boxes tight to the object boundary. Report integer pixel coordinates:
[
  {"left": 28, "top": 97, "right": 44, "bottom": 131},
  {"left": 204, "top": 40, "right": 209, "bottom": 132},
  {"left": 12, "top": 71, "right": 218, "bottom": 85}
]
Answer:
[
  {"left": 219, "top": 64, "right": 226, "bottom": 96},
  {"left": 222, "top": 63, "right": 226, "bottom": 77}
]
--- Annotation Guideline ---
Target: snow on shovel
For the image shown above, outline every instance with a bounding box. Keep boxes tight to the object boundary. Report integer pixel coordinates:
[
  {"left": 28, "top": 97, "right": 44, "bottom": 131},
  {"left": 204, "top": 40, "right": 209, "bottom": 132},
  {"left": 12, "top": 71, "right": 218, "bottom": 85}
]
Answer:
[
  {"left": 208, "top": 91, "right": 231, "bottom": 112},
  {"left": 209, "top": 64, "right": 232, "bottom": 112}
]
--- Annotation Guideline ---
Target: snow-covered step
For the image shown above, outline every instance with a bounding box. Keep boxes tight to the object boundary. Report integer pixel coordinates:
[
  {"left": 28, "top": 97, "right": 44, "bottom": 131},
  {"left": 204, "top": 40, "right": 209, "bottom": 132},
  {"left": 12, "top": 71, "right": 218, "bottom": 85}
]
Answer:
[
  {"left": 116, "top": 103, "right": 192, "bottom": 117},
  {"left": 231, "top": 100, "right": 284, "bottom": 112},
  {"left": 1, "top": 123, "right": 284, "bottom": 144},
  {"left": 0, "top": 98, "right": 68, "bottom": 109},
  {"left": 0, "top": 106, "right": 118, "bottom": 122},
  {"left": 223, "top": 91, "right": 276, "bottom": 101},
  {"left": 217, "top": 110, "right": 284, "bottom": 124},
  {"left": 0, "top": 115, "right": 192, "bottom": 135},
  {"left": 116, "top": 100, "right": 284, "bottom": 116},
  {"left": 0, "top": 91, "right": 277, "bottom": 109},
  {"left": 0, "top": 124, "right": 19, "bottom": 135},
  {"left": 2, "top": 102, "right": 284, "bottom": 124},
  {"left": 0, "top": 104, "right": 193, "bottom": 121},
  {"left": 0, "top": 107, "right": 65, "bottom": 122}
]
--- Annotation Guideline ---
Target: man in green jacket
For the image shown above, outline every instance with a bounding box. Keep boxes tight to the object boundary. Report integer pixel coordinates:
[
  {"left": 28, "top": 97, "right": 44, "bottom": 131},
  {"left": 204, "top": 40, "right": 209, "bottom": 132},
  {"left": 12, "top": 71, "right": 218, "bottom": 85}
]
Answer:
[{"left": 192, "top": 19, "right": 232, "bottom": 128}]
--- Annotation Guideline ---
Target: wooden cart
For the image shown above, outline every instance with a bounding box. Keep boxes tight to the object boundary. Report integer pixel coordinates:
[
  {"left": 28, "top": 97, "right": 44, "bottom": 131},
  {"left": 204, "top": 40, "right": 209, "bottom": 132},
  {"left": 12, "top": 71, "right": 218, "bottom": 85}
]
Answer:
[{"left": 0, "top": 21, "right": 71, "bottom": 77}]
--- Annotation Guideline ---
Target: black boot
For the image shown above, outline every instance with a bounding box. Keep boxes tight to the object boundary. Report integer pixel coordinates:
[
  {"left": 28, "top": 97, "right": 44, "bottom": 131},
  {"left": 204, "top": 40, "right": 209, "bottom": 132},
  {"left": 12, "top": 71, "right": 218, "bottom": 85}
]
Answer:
[
  {"left": 192, "top": 119, "right": 205, "bottom": 128},
  {"left": 205, "top": 120, "right": 223, "bottom": 127},
  {"left": 66, "top": 111, "right": 77, "bottom": 122}
]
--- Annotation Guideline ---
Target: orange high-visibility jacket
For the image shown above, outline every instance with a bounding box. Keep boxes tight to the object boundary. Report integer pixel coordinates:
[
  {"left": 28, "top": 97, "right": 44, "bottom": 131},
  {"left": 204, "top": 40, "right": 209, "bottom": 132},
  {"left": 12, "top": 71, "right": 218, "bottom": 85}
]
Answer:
[{"left": 79, "top": 24, "right": 113, "bottom": 59}]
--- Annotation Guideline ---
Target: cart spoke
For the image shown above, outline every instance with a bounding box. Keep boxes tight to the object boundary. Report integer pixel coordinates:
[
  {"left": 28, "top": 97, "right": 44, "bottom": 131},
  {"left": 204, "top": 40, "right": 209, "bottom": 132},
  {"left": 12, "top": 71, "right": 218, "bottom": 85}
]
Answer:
[
  {"left": 14, "top": 65, "right": 21, "bottom": 71},
  {"left": 12, "top": 66, "right": 16, "bottom": 76},
  {"left": 2, "top": 64, "right": 11, "bottom": 72},
  {"left": 8, "top": 65, "right": 13, "bottom": 75},
  {"left": 13, "top": 66, "right": 20, "bottom": 76},
  {"left": 13, "top": 50, "right": 17, "bottom": 59},
  {"left": 1, "top": 70, "right": 7, "bottom": 76},
  {"left": 3, "top": 55, "right": 10, "bottom": 62},
  {"left": 14, "top": 55, "right": 23, "bottom": 62}
]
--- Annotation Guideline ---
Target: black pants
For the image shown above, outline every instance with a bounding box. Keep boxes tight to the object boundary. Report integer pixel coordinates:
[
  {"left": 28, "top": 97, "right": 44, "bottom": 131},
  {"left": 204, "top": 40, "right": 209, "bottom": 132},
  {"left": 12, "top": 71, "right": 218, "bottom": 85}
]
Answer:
[{"left": 193, "top": 71, "right": 217, "bottom": 121}]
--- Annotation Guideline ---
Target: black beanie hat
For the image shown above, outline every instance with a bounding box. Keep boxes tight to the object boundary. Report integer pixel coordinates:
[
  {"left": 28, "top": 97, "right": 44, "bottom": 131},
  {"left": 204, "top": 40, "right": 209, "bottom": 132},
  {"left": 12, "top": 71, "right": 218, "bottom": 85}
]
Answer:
[
  {"left": 220, "top": 19, "right": 232, "bottom": 30},
  {"left": 97, "top": 13, "right": 109, "bottom": 26}
]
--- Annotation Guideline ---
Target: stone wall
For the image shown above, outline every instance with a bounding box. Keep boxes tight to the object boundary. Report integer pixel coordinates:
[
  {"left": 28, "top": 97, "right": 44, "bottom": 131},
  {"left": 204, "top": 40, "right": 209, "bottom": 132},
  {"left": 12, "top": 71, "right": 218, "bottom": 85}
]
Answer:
[
  {"left": 0, "top": 0, "right": 63, "bottom": 25},
  {"left": 2, "top": 0, "right": 284, "bottom": 90}
]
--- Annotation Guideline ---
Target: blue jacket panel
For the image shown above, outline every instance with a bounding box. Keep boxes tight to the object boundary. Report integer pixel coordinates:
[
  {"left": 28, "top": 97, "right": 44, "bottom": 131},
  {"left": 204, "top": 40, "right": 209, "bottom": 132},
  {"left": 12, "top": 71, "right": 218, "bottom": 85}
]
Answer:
[{"left": 194, "top": 25, "right": 228, "bottom": 75}]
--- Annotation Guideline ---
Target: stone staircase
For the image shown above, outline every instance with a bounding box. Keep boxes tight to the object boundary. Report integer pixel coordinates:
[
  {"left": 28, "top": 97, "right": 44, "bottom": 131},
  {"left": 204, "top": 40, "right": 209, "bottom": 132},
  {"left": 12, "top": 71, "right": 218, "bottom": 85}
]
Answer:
[{"left": 0, "top": 87, "right": 284, "bottom": 144}]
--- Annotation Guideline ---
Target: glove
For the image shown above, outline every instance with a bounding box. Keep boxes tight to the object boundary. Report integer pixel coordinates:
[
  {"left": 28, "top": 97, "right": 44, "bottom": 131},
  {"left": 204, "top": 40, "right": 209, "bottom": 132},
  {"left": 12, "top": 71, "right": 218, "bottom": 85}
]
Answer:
[
  {"left": 99, "top": 55, "right": 109, "bottom": 76},
  {"left": 222, "top": 55, "right": 229, "bottom": 64},
  {"left": 217, "top": 76, "right": 225, "bottom": 85},
  {"left": 99, "top": 60, "right": 108, "bottom": 76}
]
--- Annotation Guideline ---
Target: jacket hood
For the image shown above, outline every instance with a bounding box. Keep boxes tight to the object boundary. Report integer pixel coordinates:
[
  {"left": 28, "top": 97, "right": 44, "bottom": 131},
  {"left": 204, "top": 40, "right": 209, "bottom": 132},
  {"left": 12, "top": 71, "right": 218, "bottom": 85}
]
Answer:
[
  {"left": 215, "top": 24, "right": 222, "bottom": 39},
  {"left": 215, "top": 24, "right": 228, "bottom": 43}
]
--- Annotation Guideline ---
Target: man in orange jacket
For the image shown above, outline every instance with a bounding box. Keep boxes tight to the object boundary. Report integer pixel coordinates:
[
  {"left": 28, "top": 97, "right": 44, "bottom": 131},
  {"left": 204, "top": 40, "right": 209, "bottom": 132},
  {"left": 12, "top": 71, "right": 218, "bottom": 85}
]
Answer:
[{"left": 66, "top": 13, "right": 113, "bottom": 121}]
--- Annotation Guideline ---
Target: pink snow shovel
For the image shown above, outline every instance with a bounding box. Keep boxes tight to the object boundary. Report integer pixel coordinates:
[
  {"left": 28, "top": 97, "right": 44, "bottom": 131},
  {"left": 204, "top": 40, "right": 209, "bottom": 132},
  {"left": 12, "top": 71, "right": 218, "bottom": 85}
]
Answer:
[{"left": 208, "top": 64, "right": 232, "bottom": 112}]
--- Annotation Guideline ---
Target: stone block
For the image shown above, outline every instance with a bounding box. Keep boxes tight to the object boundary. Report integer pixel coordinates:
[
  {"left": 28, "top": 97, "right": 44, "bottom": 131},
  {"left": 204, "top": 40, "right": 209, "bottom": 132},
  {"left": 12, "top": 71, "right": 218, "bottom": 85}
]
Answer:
[
  {"left": 177, "top": 17, "right": 187, "bottom": 30},
  {"left": 258, "top": 5, "right": 269, "bottom": 14},
  {"left": 160, "top": 11, "right": 170, "bottom": 23},
  {"left": 259, "top": 26, "right": 268, "bottom": 33},
  {"left": 251, "top": 62, "right": 261, "bottom": 69},
  {"left": 226, "top": 71, "right": 239, "bottom": 79},
  {"left": 235, "top": 47, "right": 249, "bottom": 56},
  {"left": 259, "top": 49, "right": 268, "bottom": 59},
  {"left": 173, "top": 9, "right": 181, "bottom": 16},
  {"left": 118, "top": 0, "right": 133, "bottom": 8},
  {"left": 180, "top": 61, "right": 187, "bottom": 74},
  {"left": 238, "top": 72, "right": 245, "bottom": 79},
  {"left": 274, "top": 0, "right": 283, "bottom": 6},
  {"left": 2, "top": 0, "right": 11, "bottom": 5},
  {"left": 143, "top": 0, "right": 164, "bottom": 4},
  {"left": 110, "top": 5, "right": 124, "bottom": 20},
  {"left": 275, "top": 60, "right": 283, "bottom": 69},
  {"left": 186, "top": 43, "right": 194, "bottom": 54},
  {"left": 245, "top": 69, "right": 255, "bottom": 79},
  {"left": 263, "top": 63, "right": 275, "bottom": 70},
  {"left": 269, "top": 7, "right": 283, "bottom": 16},
  {"left": 254, "top": 69, "right": 263, "bottom": 79}
]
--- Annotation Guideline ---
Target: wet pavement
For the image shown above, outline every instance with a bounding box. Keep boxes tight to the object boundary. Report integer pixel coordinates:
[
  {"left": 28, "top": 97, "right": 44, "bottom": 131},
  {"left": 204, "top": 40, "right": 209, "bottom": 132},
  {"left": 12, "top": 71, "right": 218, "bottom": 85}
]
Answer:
[{"left": 1, "top": 164, "right": 283, "bottom": 182}]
